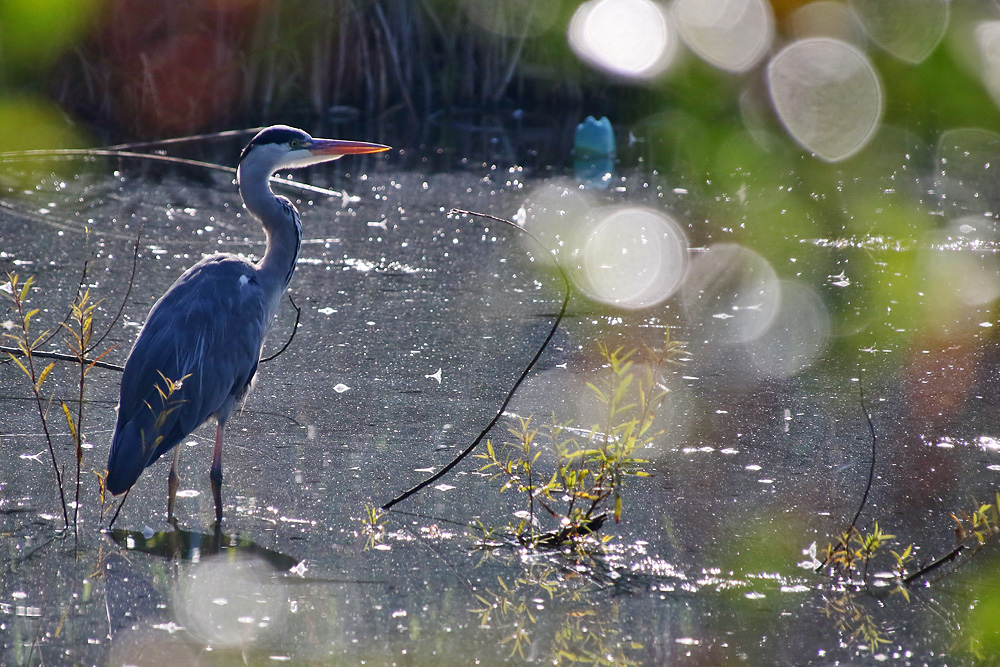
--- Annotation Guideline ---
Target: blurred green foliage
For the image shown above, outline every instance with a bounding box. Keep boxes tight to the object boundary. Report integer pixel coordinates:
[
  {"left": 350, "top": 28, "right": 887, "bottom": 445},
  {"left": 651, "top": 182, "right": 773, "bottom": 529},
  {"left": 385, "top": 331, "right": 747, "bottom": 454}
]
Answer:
[
  {"left": 0, "top": 0, "right": 101, "bottom": 79},
  {"left": 0, "top": 0, "right": 96, "bottom": 151}
]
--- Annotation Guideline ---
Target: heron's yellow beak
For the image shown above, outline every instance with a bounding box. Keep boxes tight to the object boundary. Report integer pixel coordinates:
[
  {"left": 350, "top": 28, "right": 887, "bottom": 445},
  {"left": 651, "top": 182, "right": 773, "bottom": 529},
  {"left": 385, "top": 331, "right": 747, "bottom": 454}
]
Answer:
[{"left": 306, "top": 139, "right": 391, "bottom": 157}]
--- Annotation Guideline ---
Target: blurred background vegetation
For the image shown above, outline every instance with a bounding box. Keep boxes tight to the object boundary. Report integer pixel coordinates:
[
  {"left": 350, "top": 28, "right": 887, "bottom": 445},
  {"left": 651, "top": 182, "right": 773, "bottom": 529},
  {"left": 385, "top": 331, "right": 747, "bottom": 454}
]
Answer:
[
  {"left": 0, "top": 0, "right": 996, "bottom": 188},
  {"left": 0, "top": 0, "right": 994, "bottom": 149}
]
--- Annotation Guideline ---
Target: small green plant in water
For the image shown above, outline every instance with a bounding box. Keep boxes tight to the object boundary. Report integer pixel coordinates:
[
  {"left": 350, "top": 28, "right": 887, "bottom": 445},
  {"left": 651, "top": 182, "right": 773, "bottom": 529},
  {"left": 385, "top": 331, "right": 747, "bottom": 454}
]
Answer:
[
  {"left": 478, "top": 333, "right": 681, "bottom": 550},
  {"left": 471, "top": 561, "right": 643, "bottom": 665},
  {"left": 825, "top": 592, "right": 893, "bottom": 654},
  {"left": 360, "top": 504, "right": 388, "bottom": 549},
  {"left": 62, "top": 286, "right": 114, "bottom": 537},
  {"left": 3, "top": 273, "right": 70, "bottom": 528},
  {"left": 822, "top": 521, "right": 909, "bottom": 583},
  {"left": 3, "top": 269, "right": 121, "bottom": 533}
]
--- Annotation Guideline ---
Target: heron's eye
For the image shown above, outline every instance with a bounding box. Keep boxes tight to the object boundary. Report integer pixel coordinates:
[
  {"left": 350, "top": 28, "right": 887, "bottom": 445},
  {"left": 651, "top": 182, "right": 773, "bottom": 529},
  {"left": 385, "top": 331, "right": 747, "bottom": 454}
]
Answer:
[{"left": 289, "top": 139, "right": 301, "bottom": 148}]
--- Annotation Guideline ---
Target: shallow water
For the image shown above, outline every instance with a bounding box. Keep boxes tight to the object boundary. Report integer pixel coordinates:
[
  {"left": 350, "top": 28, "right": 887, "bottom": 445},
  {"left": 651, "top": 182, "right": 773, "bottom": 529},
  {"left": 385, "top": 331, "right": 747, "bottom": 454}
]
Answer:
[{"left": 2, "top": 148, "right": 1000, "bottom": 665}]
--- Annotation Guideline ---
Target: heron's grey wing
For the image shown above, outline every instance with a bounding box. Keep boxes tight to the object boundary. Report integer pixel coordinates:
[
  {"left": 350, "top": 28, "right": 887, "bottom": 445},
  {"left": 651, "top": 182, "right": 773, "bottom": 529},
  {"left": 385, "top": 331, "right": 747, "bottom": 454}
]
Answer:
[{"left": 107, "top": 256, "right": 268, "bottom": 494}]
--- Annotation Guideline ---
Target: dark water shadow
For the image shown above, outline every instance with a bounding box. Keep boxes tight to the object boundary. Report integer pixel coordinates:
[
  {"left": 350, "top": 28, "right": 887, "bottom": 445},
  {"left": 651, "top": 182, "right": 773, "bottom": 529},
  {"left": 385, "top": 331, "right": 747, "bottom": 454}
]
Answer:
[{"left": 106, "top": 526, "right": 299, "bottom": 571}]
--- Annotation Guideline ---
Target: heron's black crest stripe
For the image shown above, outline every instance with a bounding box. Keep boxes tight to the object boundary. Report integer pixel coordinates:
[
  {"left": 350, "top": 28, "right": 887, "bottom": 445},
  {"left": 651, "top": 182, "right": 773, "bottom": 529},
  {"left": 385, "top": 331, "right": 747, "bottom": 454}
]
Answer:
[
  {"left": 278, "top": 196, "right": 302, "bottom": 288},
  {"left": 239, "top": 126, "right": 311, "bottom": 164}
]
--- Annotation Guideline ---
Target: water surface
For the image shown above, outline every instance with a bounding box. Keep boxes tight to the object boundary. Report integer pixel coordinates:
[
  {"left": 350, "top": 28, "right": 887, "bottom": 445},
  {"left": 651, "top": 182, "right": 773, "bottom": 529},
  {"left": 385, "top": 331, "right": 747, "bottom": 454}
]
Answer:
[{"left": 2, "top": 149, "right": 999, "bottom": 665}]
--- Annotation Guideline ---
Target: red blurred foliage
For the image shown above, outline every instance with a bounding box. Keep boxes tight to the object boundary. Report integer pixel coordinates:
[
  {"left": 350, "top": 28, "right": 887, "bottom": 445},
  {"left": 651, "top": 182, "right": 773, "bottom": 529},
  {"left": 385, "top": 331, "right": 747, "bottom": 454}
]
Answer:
[
  {"left": 903, "top": 334, "right": 983, "bottom": 427},
  {"left": 90, "top": 0, "right": 266, "bottom": 137}
]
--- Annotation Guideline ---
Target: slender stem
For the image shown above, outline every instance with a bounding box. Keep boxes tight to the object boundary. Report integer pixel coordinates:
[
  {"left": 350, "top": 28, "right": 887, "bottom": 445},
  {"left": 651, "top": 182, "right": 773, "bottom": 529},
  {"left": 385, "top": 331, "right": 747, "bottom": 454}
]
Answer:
[
  {"left": 260, "top": 295, "right": 302, "bottom": 363},
  {"left": 381, "top": 208, "right": 570, "bottom": 510},
  {"left": 851, "top": 387, "right": 878, "bottom": 533},
  {"left": 817, "top": 386, "right": 878, "bottom": 573},
  {"left": 524, "top": 426, "right": 534, "bottom": 541},
  {"left": 107, "top": 487, "right": 130, "bottom": 529},
  {"left": 0, "top": 345, "right": 124, "bottom": 371},
  {"left": 903, "top": 544, "right": 966, "bottom": 584},
  {"left": 87, "top": 228, "right": 142, "bottom": 356},
  {"left": 74, "top": 348, "right": 84, "bottom": 542},
  {"left": 11, "top": 294, "right": 69, "bottom": 529},
  {"left": 35, "top": 255, "right": 89, "bottom": 353},
  {"left": 72, "top": 304, "right": 89, "bottom": 544}
]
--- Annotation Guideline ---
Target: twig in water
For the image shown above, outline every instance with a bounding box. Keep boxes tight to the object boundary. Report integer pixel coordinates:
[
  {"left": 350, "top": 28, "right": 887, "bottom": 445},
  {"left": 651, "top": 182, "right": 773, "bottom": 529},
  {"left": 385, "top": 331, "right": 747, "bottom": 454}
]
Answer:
[
  {"left": 817, "top": 385, "right": 879, "bottom": 572},
  {"left": 381, "top": 207, "right": 570, "bottom": 510},
  {"left": 88, "top": 227, "right": 143, "bottom": 356},
  {"left": 261, "top": 295, "right": 302, "bottom": 363},
  {"left": 903, "top": 544, "right": 966, "bottom": 584},
  {"left": 33, "top": 234, "right": 92, "bottom": 352},
  {"left": 107, "top": 487, "right": 131, "bottom": 529},
  {"left": 0, "top": 345, "right": 123, "bottom": 372},
  {"left": 851, "top": 386, "right": 878, "bottom": 532}
]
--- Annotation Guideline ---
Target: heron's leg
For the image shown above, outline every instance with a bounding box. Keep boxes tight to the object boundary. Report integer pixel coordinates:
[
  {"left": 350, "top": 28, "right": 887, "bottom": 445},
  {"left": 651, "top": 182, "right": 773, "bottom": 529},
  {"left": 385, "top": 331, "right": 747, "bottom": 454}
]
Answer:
[
  {"left": 210, "top": 420, "right": 225, "bottom": 523},
  {"left": 167, "top": 445, "right": 182, "bottom": 520}
]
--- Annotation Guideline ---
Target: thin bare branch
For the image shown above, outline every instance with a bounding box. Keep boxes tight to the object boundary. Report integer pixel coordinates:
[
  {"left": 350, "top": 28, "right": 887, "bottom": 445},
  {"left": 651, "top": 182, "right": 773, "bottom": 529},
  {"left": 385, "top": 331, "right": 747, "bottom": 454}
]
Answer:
[
  {"left": 382, "top": 207, "right": 569, "bottom": 510},
  {"left": 260, "top": 295, "right": 302, "bottom": 363}
]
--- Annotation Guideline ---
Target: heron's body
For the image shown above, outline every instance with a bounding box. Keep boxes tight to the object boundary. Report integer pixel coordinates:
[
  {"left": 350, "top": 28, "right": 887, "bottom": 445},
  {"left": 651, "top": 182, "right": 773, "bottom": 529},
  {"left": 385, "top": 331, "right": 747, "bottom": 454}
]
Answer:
[{"left": 106, "top": 125, "right": 389, "bottom": 522}]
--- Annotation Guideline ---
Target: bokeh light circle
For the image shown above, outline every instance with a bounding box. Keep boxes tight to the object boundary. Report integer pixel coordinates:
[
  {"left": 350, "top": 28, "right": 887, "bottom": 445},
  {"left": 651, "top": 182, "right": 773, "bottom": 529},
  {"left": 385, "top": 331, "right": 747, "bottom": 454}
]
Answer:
[
  {"left": 767, "top": 38, "right": 883, "bottom": 162},
  {"left": 519, "top": 180, "right": 596, "bottom": 264},
  {"left": 672, "top": 0, "right": 774, "bottom": 73},
  {"left": 569, "top": 0, "right": 676, "bottom": 80},
  {"left": 173, "top": 555, "right": 287, "bottom": 648},
  {"left": 575, "top": 207, "right": 688, "bottom": 309},
  {"left": 788, "top": 1, "right": 866, "bottom": 46},
  {"left": 934, "top": 128, "right": 1000, "bottom": 217},
  {"left": 851, "top": 0, "right": 948, "bottom": 64},
  {"left": 923, "top": 216, "right": 1000, "bottom": 312},
  {"left": 746, "top": 280, "right": 831, "bottom": 378},
  {"left": 975, "top": 22, "right": 1000, "bottom": 111},
  {"left": 681, "top": 243, "right": 780, "bottom": 343}
]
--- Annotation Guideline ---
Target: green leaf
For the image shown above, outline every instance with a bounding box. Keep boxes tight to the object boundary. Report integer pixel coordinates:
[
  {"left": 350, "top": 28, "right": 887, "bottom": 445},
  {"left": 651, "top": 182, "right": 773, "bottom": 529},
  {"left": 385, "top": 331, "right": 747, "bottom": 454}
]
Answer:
[
  {"left": 61, "top": 401, "right": 77, "bottom": 441},
  {"left": 7, "top": 352, "right": 30, "bottom": 378},
  {"left": 612, "top": 372, "right": 634, "bottom": 402},
  {"left": 37, "top": 361, "right": 56, "bottom": 388},
  {"left": 586, "top": 382, "right": 608, "bottom": 403},
  {"left": 19, "top": 276, "right": 33, "bottom": 302},
  {"left": 23, "top": 307, "right": 40, "bottom": 330}
]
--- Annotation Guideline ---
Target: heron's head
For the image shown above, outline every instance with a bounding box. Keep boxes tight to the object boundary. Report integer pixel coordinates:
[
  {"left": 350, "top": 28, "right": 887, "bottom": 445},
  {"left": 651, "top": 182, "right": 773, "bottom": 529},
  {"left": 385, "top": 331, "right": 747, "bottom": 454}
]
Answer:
[{"left": 238, "top": 125, "right": 390, "bottom": 175}]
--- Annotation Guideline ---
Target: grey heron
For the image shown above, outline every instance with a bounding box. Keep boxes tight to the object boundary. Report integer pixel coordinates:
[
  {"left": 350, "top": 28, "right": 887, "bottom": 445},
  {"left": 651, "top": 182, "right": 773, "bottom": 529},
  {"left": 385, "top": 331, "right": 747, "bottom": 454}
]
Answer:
[{"left": 106, "top": 125, "right": 390, "bottom": 523}]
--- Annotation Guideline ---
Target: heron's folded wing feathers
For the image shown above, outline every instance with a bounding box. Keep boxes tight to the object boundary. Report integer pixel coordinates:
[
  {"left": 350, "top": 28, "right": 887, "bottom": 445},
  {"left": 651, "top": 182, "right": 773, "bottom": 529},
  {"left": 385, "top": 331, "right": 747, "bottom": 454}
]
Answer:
[{"left": 112, "top": 256, "right": 268, "bottom": 469}]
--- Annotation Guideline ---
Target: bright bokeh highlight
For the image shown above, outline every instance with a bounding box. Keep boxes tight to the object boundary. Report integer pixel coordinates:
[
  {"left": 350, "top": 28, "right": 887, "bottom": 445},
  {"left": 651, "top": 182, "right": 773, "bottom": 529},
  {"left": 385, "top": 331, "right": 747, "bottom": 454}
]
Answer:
[
  {"left": 975, "top": 22, "right": 1000, "bottom": 112},
  {"left": 767, "top": 38, "right": 883, "bottom": 162},
  {"left": 568, "top": 0, "right": 676, "bottom": 80},
  {"left": 746, "top": 280, "right": 831, "bottom": 378},
  {"left": 921, "top": 216, "right": 1000, "bottom": 324},
  {"left": 681, "top": 243, "right": 780, "bottom": 344},
  {"left": 173, "top": 555, "right": 287, "bottom": 649},
  {"left": 672, "top": 0, "right": 774, "bottom": 73},
  {"left": 850, "top": 0, "right": 949, "bottom": 64},
  {"left": 576, "top": 207, "right": 688, "bottom": 309},
  {"left": 519, "top": 181, "right": 596, "bottom": 263},
  {"left": 934, "top": 128, "right": 1000, "bottom": 217},
  {"left": 788, "top": 1, "right": 866, "bottom": 46}
]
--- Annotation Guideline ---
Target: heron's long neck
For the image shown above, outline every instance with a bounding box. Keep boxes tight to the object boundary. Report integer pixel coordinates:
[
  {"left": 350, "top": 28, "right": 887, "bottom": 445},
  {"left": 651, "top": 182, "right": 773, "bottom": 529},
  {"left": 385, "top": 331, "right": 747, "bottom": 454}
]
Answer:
[{"left": 238, "top": 163, "right": 302, "bottom": 303}]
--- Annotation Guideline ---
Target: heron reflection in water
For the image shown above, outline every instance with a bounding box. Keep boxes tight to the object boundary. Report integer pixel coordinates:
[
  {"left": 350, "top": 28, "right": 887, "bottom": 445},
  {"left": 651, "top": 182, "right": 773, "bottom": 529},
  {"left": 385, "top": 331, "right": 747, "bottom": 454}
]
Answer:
[{"left": 106, "top": 125, "right": 390, "bottom": 522}]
